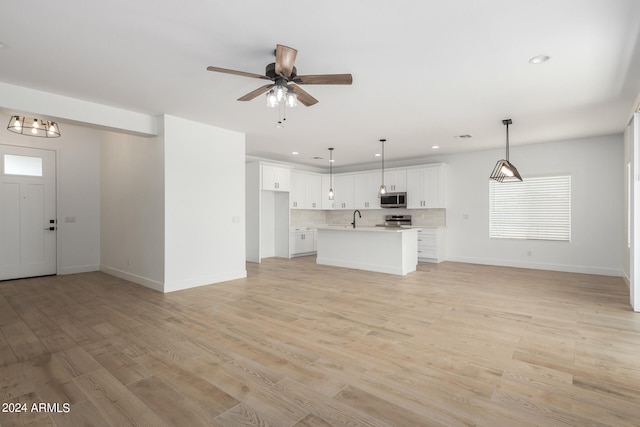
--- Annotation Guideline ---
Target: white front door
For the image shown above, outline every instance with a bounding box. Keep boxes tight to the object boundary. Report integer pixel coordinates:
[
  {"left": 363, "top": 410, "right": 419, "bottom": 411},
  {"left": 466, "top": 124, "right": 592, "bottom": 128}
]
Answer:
[{"left": 0, "top": 145, "right": 56, "bottom": 280}]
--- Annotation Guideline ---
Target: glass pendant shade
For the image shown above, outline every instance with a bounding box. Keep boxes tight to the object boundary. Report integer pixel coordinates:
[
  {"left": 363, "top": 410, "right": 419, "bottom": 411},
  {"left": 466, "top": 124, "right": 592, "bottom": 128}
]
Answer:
[
  {"left": 328, "top": 187, "right": 334, "bottom": 200},
  {"left": 378, "top": 138, "right": 386, "bottom": 197},
  {"left": 274, "top": 85, "right": 287, "bottom": 103},
  {"left": 286, "top": 91, "right": 298, "bottom": 108},
  {"left": 266, "top": 90, "right": 278, "bottom": 107},
  {"left": 7, "top": 116, "right": 61, "bottom": 138}
]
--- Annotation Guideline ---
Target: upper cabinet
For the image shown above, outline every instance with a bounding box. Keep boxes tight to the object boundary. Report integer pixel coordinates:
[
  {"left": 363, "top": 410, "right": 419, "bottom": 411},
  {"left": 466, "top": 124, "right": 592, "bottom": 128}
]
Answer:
[
  {"left": 354, "top": 172, "right": 380, "bottom": 209},
  {"left": 406, "top": 164, "right": 445, "bottom": 208},
  {"left": 262, "top": 162, "right": 445, "bottom": 210},
  {"left": 262, "top": 164, "right": 291, "bottom": 192},
  {"left": 384, "top": 169, "right": 406, "bottom": 192},
  {"left": 290, "top": 171, "right": 323, "bottom": 209},
  {"left": 333, "top": 174, "right": 355, "bottom": 209},
  {"left": 290, "top": 171, "right": 306, "bottom": 208},
  {"left": 321, "top": 174, "right": 334, "bottom": 209},
  {"left": 305, "top": 173, "right": 322, "bottom": 209}
]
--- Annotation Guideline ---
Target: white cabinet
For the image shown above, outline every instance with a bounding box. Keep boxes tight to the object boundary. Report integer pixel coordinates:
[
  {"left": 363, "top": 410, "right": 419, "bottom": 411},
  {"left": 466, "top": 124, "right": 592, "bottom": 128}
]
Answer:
[
  {"left": 305, "top": 174, "right": 322, "bottom": 209},
  {"left": 333, "top": 174, "right": 355, "bottom": 209},
  {"left": 290, "top": 229, "right": 316, "bottom": 256},
  {"left": 354, "top": 172, "right": 380, "bottom": 209},
  {"left": 417, "top": 227, "right": 445, "bottom": 263},
  {"left": 321, "top": 174, "right": 334, "bottom": 209},
  {"left": 385, "top": 169, "right": 406, "bottom": 192},
  {"left": 406, "top": 165, "right": 445, "bottom": 208},
  {"left": 290, "top": 171, "right": 306, "bottom": 208},
  {"left": 290, "top": 171, "right": 322, "bottom": 209},
  {"left": 262, "top": 164, "right": 291, "bottom": 192}
]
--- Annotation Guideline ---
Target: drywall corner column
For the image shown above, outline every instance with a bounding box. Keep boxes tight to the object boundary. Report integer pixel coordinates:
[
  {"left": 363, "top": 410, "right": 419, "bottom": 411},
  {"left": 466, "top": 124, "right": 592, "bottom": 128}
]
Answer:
[
  {"left": 163, "top": 115, "right": 246, "bottom": 292},
  {"left": 100, "top": 125, "right": 165, "bottom": 291},
  {"left": 631, "top": 112, "right": 640, "bottom": 311}
]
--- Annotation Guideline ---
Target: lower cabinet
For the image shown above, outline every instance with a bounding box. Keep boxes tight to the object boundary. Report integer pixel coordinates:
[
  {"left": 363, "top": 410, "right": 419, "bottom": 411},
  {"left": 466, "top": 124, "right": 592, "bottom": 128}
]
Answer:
[
  {"left": 290, "top": 229, "right": 317, "bottom": 257},
  {"left": 417, "top": 227, "right": 445, "bottom": 263}
]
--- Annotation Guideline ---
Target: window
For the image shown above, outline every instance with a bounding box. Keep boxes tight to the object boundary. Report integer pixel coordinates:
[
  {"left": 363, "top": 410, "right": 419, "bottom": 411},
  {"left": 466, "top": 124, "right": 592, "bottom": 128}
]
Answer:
[
  {"left": 3, "top": 154, "right": 43, "bottom": 177},
  {"left": 489, "top": 175, "right": 571, "bottom": 241}
]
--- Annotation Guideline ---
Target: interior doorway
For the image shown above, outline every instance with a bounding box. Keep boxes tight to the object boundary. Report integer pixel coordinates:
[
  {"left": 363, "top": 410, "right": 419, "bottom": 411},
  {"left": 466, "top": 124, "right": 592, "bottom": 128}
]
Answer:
[{"left": 0, "top": 144, "right": 57, "bottom": 280}]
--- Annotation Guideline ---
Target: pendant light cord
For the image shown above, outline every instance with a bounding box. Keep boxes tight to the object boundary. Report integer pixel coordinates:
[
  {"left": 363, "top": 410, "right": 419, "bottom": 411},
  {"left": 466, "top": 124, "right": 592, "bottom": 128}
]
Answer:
[
  {"left": 505, "top": 122, "right": 510, "bottom": 161},
  {"left": 381, "top": 139, "right": 385, "bottom": 183}
]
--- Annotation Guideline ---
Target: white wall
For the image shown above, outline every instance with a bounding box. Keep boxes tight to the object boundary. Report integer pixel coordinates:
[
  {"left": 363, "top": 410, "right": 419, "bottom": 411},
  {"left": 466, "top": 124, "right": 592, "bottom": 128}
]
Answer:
[
  {"left": 100, "top": 127, "right": 165, "bottom": 290},
  {"left": 0, "top": 122, "right": 101, "bottom": 275},
  {"left": 163, "top": 115, "right": 246, "bottom": 292},
  {"left": 442, "top": 134, "right": 624, "bottom": 276},
  {"left": 628, "top": 113, "right": 640, "bottom": 311}
]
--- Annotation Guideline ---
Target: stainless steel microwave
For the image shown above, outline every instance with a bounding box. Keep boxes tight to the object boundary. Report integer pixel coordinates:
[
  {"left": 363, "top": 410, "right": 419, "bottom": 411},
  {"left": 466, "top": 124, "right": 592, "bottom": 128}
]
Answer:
[{"left": 380, "top": 192, "right": 407, "bottom": 208}]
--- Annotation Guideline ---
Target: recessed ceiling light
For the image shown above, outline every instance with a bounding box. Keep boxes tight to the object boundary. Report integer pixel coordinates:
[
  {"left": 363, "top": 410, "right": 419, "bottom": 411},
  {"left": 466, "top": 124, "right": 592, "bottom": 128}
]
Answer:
[
  {"left": 432, "top": 145, "right": 440, "bottom": 149},
  {"left": 375, "top": 153, "right": 381, "bottom": 157},
  {"left": 291, "top": 151, "right": 299, "bottom": 155},
  {"left": 529, "top": 54, "right": 550, "bottom": 64},
  {"left": 454, "top": 134, "right": 472, "bottom": 139}
]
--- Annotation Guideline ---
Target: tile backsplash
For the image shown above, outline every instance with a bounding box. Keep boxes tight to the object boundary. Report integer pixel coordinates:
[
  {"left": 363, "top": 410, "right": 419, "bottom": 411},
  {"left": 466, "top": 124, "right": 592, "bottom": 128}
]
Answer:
[{"left": 290, "top": 208, "right": 445, "bottom": 227}]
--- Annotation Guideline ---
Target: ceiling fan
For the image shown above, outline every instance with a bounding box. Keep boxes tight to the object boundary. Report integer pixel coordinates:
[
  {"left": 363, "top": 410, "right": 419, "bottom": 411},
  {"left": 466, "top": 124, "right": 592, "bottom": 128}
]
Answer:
[{"left": 206, "top": 44, "right": 352, "bottom": 107}]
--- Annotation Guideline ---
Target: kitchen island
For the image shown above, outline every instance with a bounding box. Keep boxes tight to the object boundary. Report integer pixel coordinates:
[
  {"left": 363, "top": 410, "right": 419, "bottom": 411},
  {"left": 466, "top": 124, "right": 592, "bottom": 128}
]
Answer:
[{"left": 315, "top": 226, "right": 420, "bottom": 275}]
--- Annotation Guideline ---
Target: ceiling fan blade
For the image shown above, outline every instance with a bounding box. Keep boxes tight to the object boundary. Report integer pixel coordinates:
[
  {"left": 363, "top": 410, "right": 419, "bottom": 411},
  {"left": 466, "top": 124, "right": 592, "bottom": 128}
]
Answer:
[
  {"left": 293, "top": 74, "right": 353, "bottom": 85},
  {"left": 207, "top": 66, "right": 271, "bottom": 81},
  {"left": 290, "top": 84, "right": 318, "bottom": 107},
  {"left": 275, "top": 44, "right": 298, "bottom": 77},
  {"left": 238, "top": 84, "right": 274, "bottom": 101}
]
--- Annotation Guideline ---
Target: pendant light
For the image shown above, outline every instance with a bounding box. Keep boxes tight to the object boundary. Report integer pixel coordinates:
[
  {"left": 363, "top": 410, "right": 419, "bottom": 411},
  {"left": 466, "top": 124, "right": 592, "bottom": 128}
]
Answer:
[
  {"left": 378, "top": 138, "right": 387, "bottom": 197},
  {"left": 490, "top": 119, "right": 522, "bottom": 182},
  {"left": 7, "top": 116, "right": 61, "bottom": 138},
  {"left": 328, "top": 147, "right": 335, "bottom": 200}
]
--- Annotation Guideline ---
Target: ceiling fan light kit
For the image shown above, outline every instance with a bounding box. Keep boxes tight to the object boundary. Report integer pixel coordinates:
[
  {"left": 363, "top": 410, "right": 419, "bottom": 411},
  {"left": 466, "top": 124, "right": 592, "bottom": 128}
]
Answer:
[
  {"left": 7, "top": 116, "right": 61, "bottom": 138},
  {"left": 490, "top": 119, "right": 522, "bottom": 182},
  {"left": 207, "top": 44, "right": 352, "bottom": 113}
]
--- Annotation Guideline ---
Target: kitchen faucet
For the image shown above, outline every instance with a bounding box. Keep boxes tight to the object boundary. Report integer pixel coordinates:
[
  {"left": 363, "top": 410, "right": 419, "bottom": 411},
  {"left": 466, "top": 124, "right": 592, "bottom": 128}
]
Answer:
[{"left": 351, "top": 210, "right": 361, "bottom": 228}]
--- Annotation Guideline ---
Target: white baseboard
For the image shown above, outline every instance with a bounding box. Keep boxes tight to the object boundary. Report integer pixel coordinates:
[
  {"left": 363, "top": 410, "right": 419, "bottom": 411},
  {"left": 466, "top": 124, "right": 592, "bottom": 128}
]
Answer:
[
  {"left": 58, "top": 264, "right": 100, "bottom": 275},
  {"left": 445, "top": 256, "right": 624, "bottom": 277},
  {"left": 100, "top": 265, "right": 164, "bottom": 292},
  {"left": 163, "top": 270, "right": 247, "bottom": 293}
]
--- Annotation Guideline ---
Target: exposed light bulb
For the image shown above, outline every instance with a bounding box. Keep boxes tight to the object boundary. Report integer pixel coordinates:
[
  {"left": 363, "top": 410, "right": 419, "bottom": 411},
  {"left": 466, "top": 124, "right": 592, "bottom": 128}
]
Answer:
[
  {"left": 32, "top": 119, "right": 39, "bottom": 128},
  {"left": 501, "top": 164, "right": 515, "bottom": 177},
  {"left": 379, "top": 185, "right": 387, "bottom": 196},
  {"left": 328, "top": 188, "right": 334, "bottom": 200}
]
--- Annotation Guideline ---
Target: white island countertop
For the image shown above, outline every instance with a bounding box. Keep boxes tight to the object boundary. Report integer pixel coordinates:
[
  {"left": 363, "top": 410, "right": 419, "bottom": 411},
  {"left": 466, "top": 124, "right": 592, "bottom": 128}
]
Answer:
[
  {"left": 315, "top": 225, "right": 421, "bottom": 233},
  {"left": 316, "top": 226, "right": 420, "bottom": 275}
]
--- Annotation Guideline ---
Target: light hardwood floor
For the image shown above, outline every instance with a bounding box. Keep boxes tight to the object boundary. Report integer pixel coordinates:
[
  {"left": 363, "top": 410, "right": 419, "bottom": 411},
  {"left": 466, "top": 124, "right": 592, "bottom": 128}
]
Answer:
[{"left": 1, "top": 257, "right": 639, "bottom": 426}]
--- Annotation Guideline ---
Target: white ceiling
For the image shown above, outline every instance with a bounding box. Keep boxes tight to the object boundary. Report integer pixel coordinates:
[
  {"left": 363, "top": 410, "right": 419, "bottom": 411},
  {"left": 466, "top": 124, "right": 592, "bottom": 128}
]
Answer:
[{"left": 1, "top": 0, "right": 640, "bottom": 168}]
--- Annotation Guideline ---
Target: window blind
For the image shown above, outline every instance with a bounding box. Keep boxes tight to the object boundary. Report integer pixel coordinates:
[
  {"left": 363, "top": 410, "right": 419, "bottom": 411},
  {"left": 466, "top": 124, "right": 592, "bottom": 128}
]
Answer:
[{"left": 489, "top": 175, "right": 571, "bottom": 241}]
